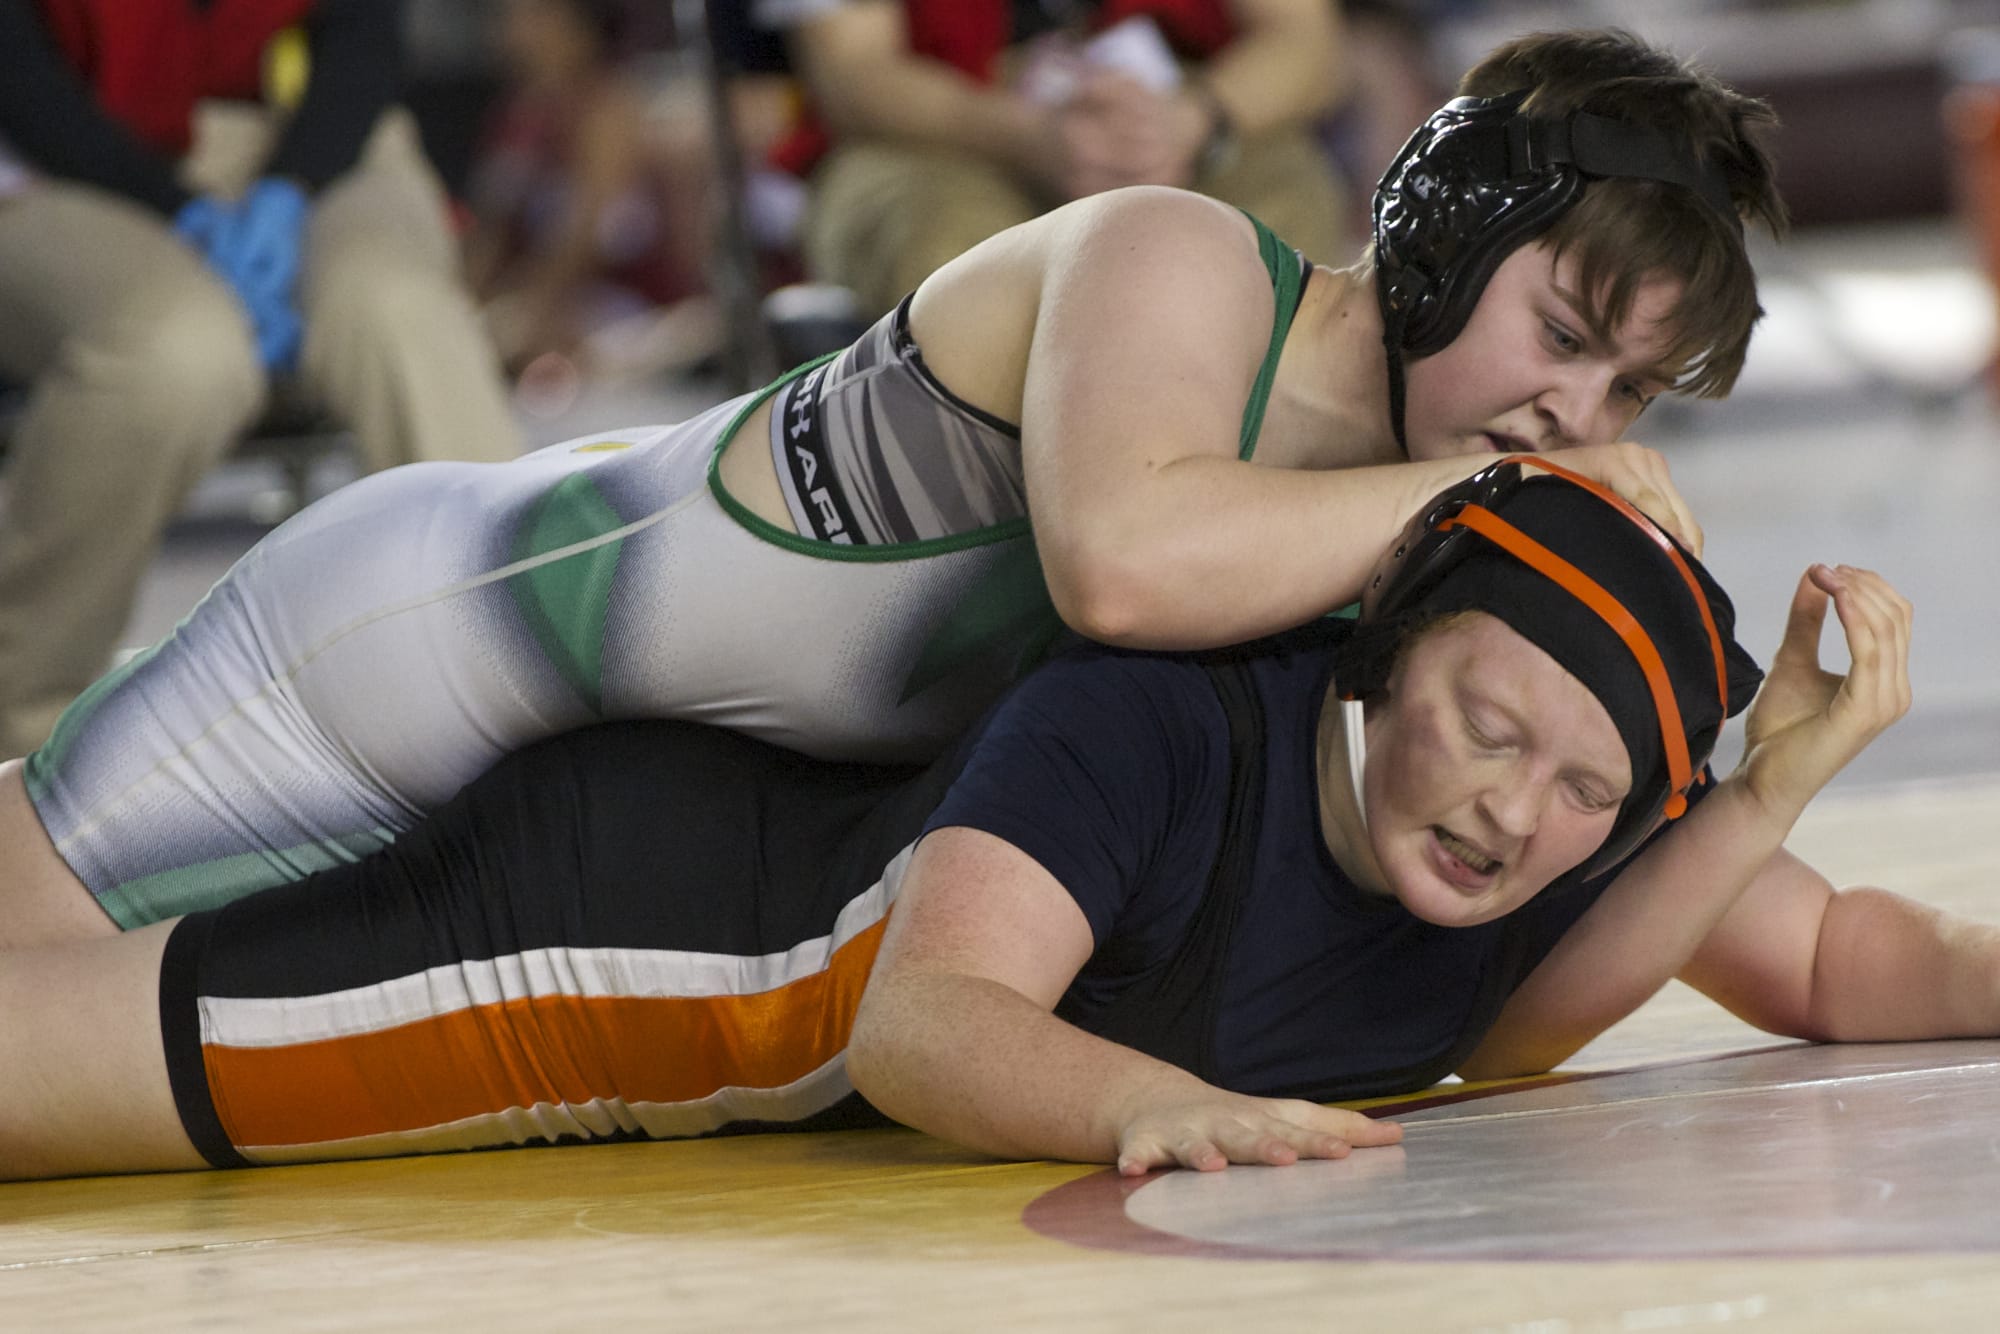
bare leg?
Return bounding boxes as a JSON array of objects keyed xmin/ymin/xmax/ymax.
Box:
[
  {"xmin": 0, "ymin": 759, "xmax": 119, "ymax": 948},
  {"xmin": 0, "ymin": 919, "xmax": 204, "ymax": 1180}
]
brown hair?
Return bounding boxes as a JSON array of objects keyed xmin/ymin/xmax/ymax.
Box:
[{"xmin": 1459, "ymin": 29, "xmax": 1788, "ymax": 398}]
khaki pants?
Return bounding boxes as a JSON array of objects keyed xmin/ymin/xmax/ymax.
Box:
[
  {"xmin": 803, "ymin": 127, "xmax": 1350, "ymax": 318},
  {"xmin": 0, "ymin": 107, "xmax": 520, "ymax": 757}
]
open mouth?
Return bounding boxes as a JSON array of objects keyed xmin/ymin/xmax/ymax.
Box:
[{"xmin": 1434, "ymin": 826, "xmax": 1500, "ymax": 875}]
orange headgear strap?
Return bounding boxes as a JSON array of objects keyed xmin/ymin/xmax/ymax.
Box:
[
  {"xmin": 1490, "ymin": 455, "xmax": 1731, "ymax": 717},
  {"xmin": 1441, "ymin": 504, "xmax": 1694, "ymax": 820}
]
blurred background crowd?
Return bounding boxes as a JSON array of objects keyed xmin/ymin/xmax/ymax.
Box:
[
  {"xmin": 1, "ymin": 0, "xmax": 1998, "ymax": 768},
  {"xmin": 414, "ymin": 0, "xmax": 2000, "ymax": 409}
]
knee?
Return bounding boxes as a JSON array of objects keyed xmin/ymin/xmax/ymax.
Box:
[
  {"xmin": 90, "ymin": 281, "xmax": 266, "ymax": 446},
  {"xmin": 0, "ymin": 759, "xmax": 113, "ymax": 950},
  {"xmin": 306, "ymin": 259, "xmax": 478, "ymax": 363}
]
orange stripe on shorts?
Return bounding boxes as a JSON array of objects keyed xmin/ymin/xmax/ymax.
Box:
[{"xmin": 202, "ymin": 917, "xmax": 890, "ymax": 1150}]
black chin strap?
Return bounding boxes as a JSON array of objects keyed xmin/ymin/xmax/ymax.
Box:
[{"xmin": 1383, "ymin": 316, "xmax": 1411, "ymax": 457}]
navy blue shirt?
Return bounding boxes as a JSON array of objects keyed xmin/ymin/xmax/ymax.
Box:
[{"xmin": 924, "ymin": 629, "xmax": 1672, "ymax": 1100}]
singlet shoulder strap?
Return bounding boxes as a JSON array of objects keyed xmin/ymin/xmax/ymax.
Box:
[
  {"xmin": 1236, "ymin": 210, "xmax": 1309, "ymax": 462},
  {"xmin": 1054, "ymin": 656, "xmax": 1267, "ymax": 1081}
]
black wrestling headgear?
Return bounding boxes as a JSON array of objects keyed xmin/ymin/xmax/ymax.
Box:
[
  {"xmin": 1334, "ymin": 457, "xmax": 1763, "ymax": 879},
  {"xmin": 1372, "ymin": 91, "xmax": 1742, "ymax": 454}
]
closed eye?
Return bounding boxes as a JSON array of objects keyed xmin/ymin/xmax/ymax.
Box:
[{"xmin": 1567, "ymin": 779, "xmax": 1621, "ymax": 813}]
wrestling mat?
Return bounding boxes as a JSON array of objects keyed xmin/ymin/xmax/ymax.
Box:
[{"xmin": 5, "ymin": 776, "xmax": 2000, "ymax": 1332}]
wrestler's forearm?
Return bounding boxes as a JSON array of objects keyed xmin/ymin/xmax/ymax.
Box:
[
  {"xmin": 1049, "ymin": 432, "xmax": 1686, "ymax": 645},
  {"xmin": 1034, "ymin": 450, "xmax": 1509, "ymax": 649},
  {"xmin": 1459, "ymin": 777, "xmax": 1794, "ymax": 1080},
  {"xmin": 846, "ymin": 969, "xmax": 1209, "ymax": 1164}
]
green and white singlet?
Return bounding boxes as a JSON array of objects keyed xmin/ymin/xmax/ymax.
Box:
[{"xmin": 28, "ymin": 217, "xmax": 1308, "ymax": 929}]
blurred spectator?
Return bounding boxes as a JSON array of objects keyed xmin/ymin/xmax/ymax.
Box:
[
  {"xmin": 772, "ymin": 0, "xmax": 1354, "ymax": 318},
  {"xmin": 1946, "ymin": 26, "xmax": 2000, "ymax": 395},
  {"xmin": 402, "ymin": 0, "xmax": 517, "ymax": 197},
  {"xmin": 0, "ymin": 0, "xmax": 520, "ymax": 760},
  {"xmin": 464, "ymin": 0, "xmax": 720, "ymax": 397},
  {"xmin": 1317, "ymin": 0, "xmax": 1451, "ymax": 235},
  {"xmin": 464, "ymin": 0, "xmax": 816, "ymax": 404}
]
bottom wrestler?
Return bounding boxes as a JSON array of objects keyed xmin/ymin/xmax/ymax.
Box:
[{"xmin": 0, "ymin": 463, "xmax": 1945, "ymax": 1179}]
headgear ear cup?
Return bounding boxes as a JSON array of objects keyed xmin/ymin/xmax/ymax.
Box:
[
  {"xmin": 1335, "ymin": 456, "xmax": 1753, "ymax": 880},
  {"xmin": 1375, "ymin": 94, "xmax": 1585, "ymax": 359},
  {"xmin": 1373, "ymin": 92, "xmax": 1743, "ymax": 452}
]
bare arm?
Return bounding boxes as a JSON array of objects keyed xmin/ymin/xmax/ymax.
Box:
[
  {"xmin": 1459, "ymin": 564, "xmax": 1914, "ymax": 1079},
  {"xmin": 1457, "ymin": 777, "xmax": 1796, "ymax": 1080},
  {"xmin": 1064, "ymin": 0, "xmax": 1348, "ymax": 192},
  {"xmin": 847, "ymin": 827, "xmax": 1401, "ymax": 1174},
  {"xmin": 1002, "ymin": 189, "xmax": 1694, "ymax": 647},
  {"xmin": 1200, "ymin": 0, "xmax": 1348, "ymax": 137},
  {"xmin": 477, "ymin": 82, "xmax": 650, "ymax": 364},
  {"xmin": 1683, "ymin": 857, "xmax": 2000, "ymax": 1043},
  {"xmin": 519, "ymin": 85, "xmax": 648, "ymax": 301}
]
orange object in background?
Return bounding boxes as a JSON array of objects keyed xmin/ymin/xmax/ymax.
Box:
[{"xmin": 1945, "ymin": 32, "xmax": 2000, "ymax": 396}]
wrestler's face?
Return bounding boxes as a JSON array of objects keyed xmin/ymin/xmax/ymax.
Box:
[
  {"xmin": 1400, "ymin": 242, "xmax": 1685, "ymax": 460},
  {"xmin": 1330, "ymin": 613, "xmax": 1632, "ymax": 928}
]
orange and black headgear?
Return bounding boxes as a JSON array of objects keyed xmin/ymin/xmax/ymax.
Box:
[{"xmin": 1333, "ymin": 457, "xmax": 1764, "ymax": 879}]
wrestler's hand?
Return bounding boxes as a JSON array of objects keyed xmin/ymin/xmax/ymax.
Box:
[
  {"xmin": 1538, "ymin": 441, "xmax": 1704, "ymax": 558},
  {"xmin": 1738, "ymin": 564, "xmax": 1912, "ymax": 821},
  {"xmin": 1059, "ymin": 70, "xmax": 1199, "ymax": 190},
  {"xmin": 1051, "ymin": 72, "xmax": 1157, "ymax": 198},
  {"xmin": 1113, "ymin": 1091, "xmax": 1403, "ymax": 1176}
]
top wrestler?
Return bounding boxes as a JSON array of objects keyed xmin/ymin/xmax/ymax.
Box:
[
  {"xmin": 0, "ymin": 458, "xmax": 1932, "ymax": 1181},
  {"xmin": 3, "ymin": 28, "xmax": 1788, "ymax": 940}
]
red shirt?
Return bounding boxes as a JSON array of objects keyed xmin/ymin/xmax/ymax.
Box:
[
  {"xmin": 772, "ymin": 0, "xmax": 1236, "ymax": 177},
  {"xmin": 34, "ymin": 0, "xmax": 318, "ymax": 155},
  {"xmin": 904, "ymin": 0, "xmax": 1233, "ymax": 81}
]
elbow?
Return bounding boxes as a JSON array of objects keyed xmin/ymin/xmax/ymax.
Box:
[
  {"xmin": 1455, "ymin": 1025, "xmax": 1587, "ymax": 1083},
  {"xmin": 844, "ymin": 988, "xmax": 933, "ymax": 1133},
  {"xmin": 1749, "ymin": 985, "xmax": 1837, "ymax": 1043},
  {"xmin": 1050, "ymin": 580, "xmax": 1148, "ymax": 648},
  {"xmin": 1455, "ymin": 1052, "xmax": 1556, "ymax": 1084},
  {"xmin": 1044, "ymin": 542, "xmax": 1171, "ymax": 648},
  {"xmin": 844, "ymin": 1009, "xmax": 991, "ymax": 1157},
  {"xmin": 1787, "ymin": 992, "xmax": 1845, "ymax": 1045},
  {"xmin": 1776, "ymin": 885, "xmax": 1888, "ymax": 1045},
  {"xmin": 843, "ymin": 998, "xmax": 894, "ymax": 1110}
]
